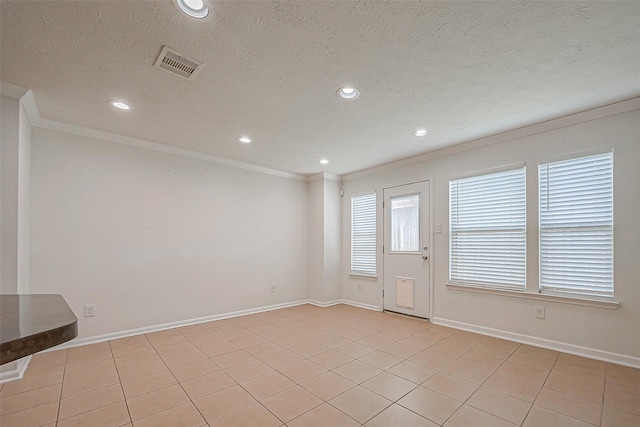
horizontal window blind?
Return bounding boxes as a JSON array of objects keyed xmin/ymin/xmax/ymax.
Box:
[
  {"xmin": 539, "ymin": 152, "xmax": 613, "ymax": 298},
  {"xmin": 450, "ymin": 167, "xmax": 526, "ymax": 290},
  {"xmin": 351, "ymin": 193, "xmax": 376, "ymax": 275}
]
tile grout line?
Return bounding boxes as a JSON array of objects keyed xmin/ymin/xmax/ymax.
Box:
[
  {"xmin": 229, "ymin": 363, "xmax": 290, "ymax": 426},
  {"xmin": 54, "ymin": 348, "xmax": 68, "ymax": 427},
  {"xmin": 115, "ymin": 334, "xmax": 196, "ymax": 425},
  {"xmin": 322, "ymin": 320, "xmax": 435, "ymax": 425},
  {"xmin": 3, "ymin": 306, "xmax": 633, "ymax": 427},
  {"xmin": 394, "ymin": 322, "xmax": 464, "ymax": 424},
  {"xmin": 108, "ymin": 339, "xmax": 134, "ymax": 427},
  {"xmin": 172, "ymin": 321, "xmax": 293, "ymax": 426},
  {"xmin": 218, "ymin": 313, "xmax": 390, "ymax": 426},
  {"xmin": 457, "ymin": 337, "xmax": 527, "ymax": 424},
  {"xmin": 407, "ymin": 330, "xmax": 490, "ymax": 426},
  {"xmin": 270, "ymin": 339, "xmax": 355, "ymax": 426},
  {"xmin": 226, "ymin": 314, "xmax": 338, "ymax": 426},
  {"xmin": 365, "ymin": 321, "xmax": 438, "ymax": 423},
  {"xmin": 319, "ymin": 312, "xmax": 611, "ymax": 426},
  {"xmin": 518, "ymin": 350, "xmax": 560, "ymax": 426},
  {"xmin": 9, "ymin": 313, "xmax": 418, "ymax": 424},
  {"xmin": 154, "ymin": 327, "xmax": 211, "ymax": 426},
  {"xmin": 418, "ymin": 332, "xmax": 526, "ymax": 426},
  {"xmin": 0, "ymin": 357, "xmax": 60, "ymax": 420},
  {"xmin": 536, "ymin": 355, "xmax": 611, "ymax": 425},
  {"xmin": 601, "ymin": 362, "xmax": 608, "ymax": 426}
]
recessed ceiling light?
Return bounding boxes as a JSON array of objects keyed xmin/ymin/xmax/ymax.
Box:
[
  {"xmin": 413, "ymin": 129, "xmax": 428, "ymax": 137},
  {"xmin": 109, "ymin": 100, "xmax": 130, "ymax": 110},
  {"xmin": 320, "ymin": 159, "xmax": 329, "ymax": 164},
  {"xmin": 337, "ymin": 87, "xmax": 360, "ymax": 100},
  {"xmin": 175, "ymin": 0, "xmax": 209, "ymax": 19},
  {"xmin": 237, "ymin": 136, "xmax": 251, "ymax": 144}
]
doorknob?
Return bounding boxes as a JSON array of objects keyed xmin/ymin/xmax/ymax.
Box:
[{"xmin": 422, "ymin": 255, "xmax": 428, "ymax": 260}]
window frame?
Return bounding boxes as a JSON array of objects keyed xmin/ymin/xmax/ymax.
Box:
[
  {"xmin": 538, "ymin": 151, "xmax": 614, "ymax": 300},
  {"xmin": 449, "ymin": 165, "xmax": 527, "ymax": 291},
  {"xmin": 389, "ymin": 192, "xmax": 422, "ymax": 254},
  {"xmin": 350, "ymin": 192, "xmax": 377, "ymax": 277}
]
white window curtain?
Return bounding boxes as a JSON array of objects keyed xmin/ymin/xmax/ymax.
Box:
[
  {"xmin": 351, "ymin": 193, "xmax": 377, "ymax": 275},
  {"xmin": 449, "ymin": 167, "xmax": 526, "ymax": 290},
  {"xmin": 539, "ymin": 152, "xmax": 613, "ymax": 298},
  {"xmin": 390, "ymin": 194, "xmax": 420, "ymax": 252}
]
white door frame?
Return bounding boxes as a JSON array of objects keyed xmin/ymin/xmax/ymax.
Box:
[{"xmin": 380, "ymin": 178, "xmax": 434, "ymax": 319}]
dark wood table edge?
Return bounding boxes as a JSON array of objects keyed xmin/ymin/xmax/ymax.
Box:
[{"xmin": 1, "ymin": 318, "xmax": 78, "ymax": 365}]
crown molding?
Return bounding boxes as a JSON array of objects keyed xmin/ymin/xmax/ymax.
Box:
[
  {"xmin": 322, "ymin": 172, "xmax": 342, "ymax": 182},
  {"xmin": 343, "ymin": 96, "xmax": 640, "ymax": 181},
  {"xmin": 307, "ymin": 172, "xmax": 343, "ymax": 182},
  {"xmin": 20, "ymin": 90, "xmax": 41, "ymax": 125},
  {"xmin": 1, "ymin": 81, "xmax": 41, "ymax": 126},
  {"xmin": 11, "ymin": 78, "xmax": 639, "ymax": 183},
  {"xmin": 3, "ymin": 79, "xmax": 306, "ymax": 181},
  {"xmin": 0, "ymin": 81, "xmax": 29, "ymax": 99},
  {"xmin": 35, "ymin": 118, "xmax": 307, "ymax": 181}
]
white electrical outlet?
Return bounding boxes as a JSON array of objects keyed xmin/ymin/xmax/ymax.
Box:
[
  {"xmin": 435, "ymin": 223, "xmax": 442, "ymax": 233},
  {"xmin": 535, "ymin": 306, "xmax": 545, "ymax": 319},
  {"xmin": 84, "ymin": 304, "xmax": 95, "ymax": 317},
  {"xmin": 358, "ymin": 283, "xmax": 362, "ymax": 291},
  {"xmin": 271, "ymin": 284, "xmax": 276, "ymax": 292}
]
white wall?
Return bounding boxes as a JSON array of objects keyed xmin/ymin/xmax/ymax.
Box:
[
  {"xmin": 18, "ymin": 90, "xmax": 640, "ymax": 365},
  {"xmin": 30, "ymin": 128, "xmax": 309, "ymax": 339},
  {"xmin": 17, "ymin": 102, "xmax": 31, "ymax": 293},
  {"xmin": 1, "ymin": 95, "xmax": 20, "ymax": 294},
  {"xmin": 0, "ymin": 89, "xmax": 32, "ymax": 381},
  {"xmin": 0, "ymin": 95, "xmax": 20, "ymax": 378},
  {"xmin": 341, "ymin": 108, "xmax": 640, "ymax": 360},
  {"xmin": 1, "ymin": 92, "xmax": 31, "ymax": 295},
  {"xmin": 308, "ymin": 176, "xmax": 324, "ymax": 301},
  {"xmin": 323, "ymin": 178, "xmax": 342, "ymax": 302},
  {"xmin": 307, "ymin": 174, "xmax": 342, "ymax": 302}
]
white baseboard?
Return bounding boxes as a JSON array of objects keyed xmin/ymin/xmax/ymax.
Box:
[
  {"xmin": 308, "ymin": 299, "xmax": 382, "ymax": 312},
  {"xmin": 432, "ymin": 317, "xmax": 640, "ymax": 369},
  {"xmin": 48, "ymin": 299, "xmax": 380, "ymax": 352},
  {"xmin": 340, "ymin": 299, "xmax": 382, "ymax": 312},
  {"xmin": 308, "ymin": 299, "xmax": 343, "ymax": 307},
  {"xmin": 39, "ymin": 300, "xmax": 638, "ymax": 369},
  {"xmin": 0, "ymin": 356, "xmax": 32, "ymax": 384},
  {"xmin": 46, "ymin": 299, "xmax": 309, "ymax": 351}
]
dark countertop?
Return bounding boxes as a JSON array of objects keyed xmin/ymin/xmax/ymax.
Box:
[{"xmin": 1, "ymin": 294, "xmax": 78, "ymax": 365}]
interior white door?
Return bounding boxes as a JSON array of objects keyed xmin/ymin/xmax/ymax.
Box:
[{"xmin": 383, "ymin": 180, "xmax": 430, "ymax": 318}]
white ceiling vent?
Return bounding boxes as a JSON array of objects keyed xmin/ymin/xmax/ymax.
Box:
[{"xmin": 154, "ymin": 46, "xmax": 203, "ymax": 80}]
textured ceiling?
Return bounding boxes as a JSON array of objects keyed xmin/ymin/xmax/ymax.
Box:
[{"xmin": 1, "ymin": 1, "xmax": 639, "ymax": 176}]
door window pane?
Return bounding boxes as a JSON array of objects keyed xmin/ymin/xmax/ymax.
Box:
[{"xmin": 390, "ymin": 194, "xmax": 420, "ymax": 252}]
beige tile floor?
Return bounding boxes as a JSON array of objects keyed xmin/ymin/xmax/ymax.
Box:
[{"xmin": 1, "ymin": 304, "xmax": 639, "ymax": 427}]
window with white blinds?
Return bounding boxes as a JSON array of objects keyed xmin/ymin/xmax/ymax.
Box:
[
  {"xmin": 449, "ymin": 167, "xmax": 526, "ymax": 290},
  {"xmin": 539, "ymin": 152, "xmax": 613, "ymax": 298},
  {"xmin": 351, "ymin": 193, "xmax": 377, "ymax": 276}
]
